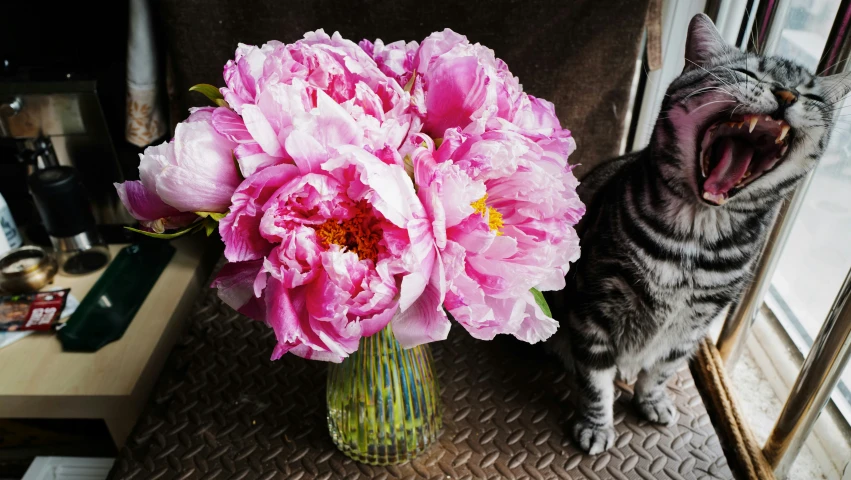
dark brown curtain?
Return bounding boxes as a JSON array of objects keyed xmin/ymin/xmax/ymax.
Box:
[{"xmin": 155, "ymin": 0, "xmax": 649, "ymax": 177}]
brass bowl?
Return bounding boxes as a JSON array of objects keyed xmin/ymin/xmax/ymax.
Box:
[{"xmin": 0, "ymin": 246, "xmax": 59, "ymax": 294}]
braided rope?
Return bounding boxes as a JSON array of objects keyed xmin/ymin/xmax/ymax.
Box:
[{"xmin": 693, "ymin": 338, "xmax": 776, "ymax": 480}]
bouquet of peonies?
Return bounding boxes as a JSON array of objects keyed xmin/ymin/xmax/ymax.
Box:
[{"xmin": 116, "ymin": 29, "xmax": 585, "ymax": 362}]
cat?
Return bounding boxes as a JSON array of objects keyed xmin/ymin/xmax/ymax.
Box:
[{"xmin": 545, "ymin": 13, "xmax": 851, "ymax": 455}]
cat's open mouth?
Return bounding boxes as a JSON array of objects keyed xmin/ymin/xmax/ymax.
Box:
[{"xmin": 698, "ymin": 114, "xmax": 792, "ymax": 205}]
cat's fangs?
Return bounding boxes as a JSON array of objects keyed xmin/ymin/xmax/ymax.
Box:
[
  {"xmin": 699, "ymin": 114, "xmax": 792, "ymax": 204},
  {"xmin": 700, "ymin": 115, "xmax": 791, "ymax": 175}
]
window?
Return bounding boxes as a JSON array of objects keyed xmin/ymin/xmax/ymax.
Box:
[{"xmin": 757, "ymin": 0, "xmax": 851, "ymax": 420}]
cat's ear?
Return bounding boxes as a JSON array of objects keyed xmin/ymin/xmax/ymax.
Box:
[
  {"xmin": 820, "ymin": 71, "xmax": 851, "ymax": 105},
  {"xmin": 684, "ymin": 14, "xmax": 729, "ymax": 70}
]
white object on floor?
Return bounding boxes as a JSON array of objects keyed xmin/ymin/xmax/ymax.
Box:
[{"xmin": 22, "ymin": 457, "xmax": 114, "ymax": 480}]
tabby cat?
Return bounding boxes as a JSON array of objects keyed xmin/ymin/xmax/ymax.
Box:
[{"xmin": 546, "ymin": 13, "xmax": 851, "ymax": 454}]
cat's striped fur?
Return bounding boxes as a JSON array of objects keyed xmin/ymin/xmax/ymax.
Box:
[{"xmin": 546, "ymin": 14, "xmax": 851, "ymax": 454}]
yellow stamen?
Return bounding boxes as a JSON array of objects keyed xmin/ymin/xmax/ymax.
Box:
[
  {"xmin": 315, "ymin": 200, "xmax": 382, "ymax": 263},
  {"xmin": 471, "ymin": 194, "xmax": 504, "ymax": 235}
]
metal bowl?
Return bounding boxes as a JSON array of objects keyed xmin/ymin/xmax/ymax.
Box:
[{"xmin": 0, "ymin": 246, "xmax": 59, "ymax": 294}]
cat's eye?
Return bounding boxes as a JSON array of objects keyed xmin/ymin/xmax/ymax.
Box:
[
  {"xmin": 731, "ymin": 68, "xmax": 760, "ymax": 79},
  {"xmin": 801, "ymin": 93, "xmax": 826, "ymax": 103}
]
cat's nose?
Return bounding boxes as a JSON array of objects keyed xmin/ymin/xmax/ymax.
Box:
[{"xmin": 772, "ymin": 88, "xmax": 799, "ymax": 106}]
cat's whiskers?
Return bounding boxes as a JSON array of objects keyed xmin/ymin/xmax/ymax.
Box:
[
  {"xmin": 724, "ymin": 64, "xmax": 765, "ymax": 98},
  {"xmin": 730, "ymin": 104, "xmax": 745, "ymax": 117},
  {"xmin": 682, "ymin": 86, "xmax": 736, "ymax": 103},
  {"xmin": 685, "ymin": 59, "xmax": 736, "ymax": 90},
  {"xmin": 822, "ymin": 71, "xmax": 851, "ymax": 105},
  {"xmin": 824, "ymin": 103, "xmax": 851, "ymax": 112},
  {"xmin": 689, "ymin": 99, "xmax": 738, "ymax": 115},
  {"xmin": 817, "ymin": 57, "xmax": 851, "ymax": 77}
]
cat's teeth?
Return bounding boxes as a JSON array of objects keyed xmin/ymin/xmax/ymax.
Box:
[
  {"xmin": 703, "ymin": 191, "xmax": 727, "ymax": 205},
  {"xmin": 748, "ymin": 116, "xmax": 758, "ymax": 132},
  {"xmin": 765, "ymin": 115, "xmax": 773, "ymax": 121},
  {"xmin": 781, "ymin": 145, "xmax": 789, "ymax": 156},
  {"xmin": 776, "ymin": 125, "xmax": 790, "ymax": 144}
]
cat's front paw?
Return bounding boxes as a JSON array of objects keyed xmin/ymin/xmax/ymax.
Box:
[
  {"xmin": 634, "ymin": 394, "xmax": 679, "ymax": 425},
  {"xmin": 572, "ymin": 419, "xmax": 616, "ymax": 455}
]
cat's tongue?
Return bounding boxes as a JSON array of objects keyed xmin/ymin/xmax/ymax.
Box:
[{"xmin": 703, "ymin": 137, "xmax": 754, "ymax": 196}]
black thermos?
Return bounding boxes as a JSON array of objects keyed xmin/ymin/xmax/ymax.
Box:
[
  {"xmin": 28, "ymin": 166, "xmax": 109, "ymax": 275},
  {"xmin": 29, "ymin": 167, "xmax": 96, "ymax": 237}
]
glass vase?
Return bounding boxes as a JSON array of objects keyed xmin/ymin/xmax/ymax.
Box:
[{"xmin": 326, "ymin": 322, "xmax": 442, "ymax": 465}]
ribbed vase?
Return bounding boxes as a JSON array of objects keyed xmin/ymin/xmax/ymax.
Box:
[{"xmin": 326, "ymin": 322, "xmax": 442, "ymax": 465}]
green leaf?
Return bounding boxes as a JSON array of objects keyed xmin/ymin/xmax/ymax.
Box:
[
  {"xmin": 530, "ymin": 288, "xmax": 552, "ymax": 318},
  {"xmin": 403, "ymin": 70, "xmax": 417, "ymax": 93},
  {"xmin": 189, "ymin": 84, "xmax": 228, "ymax": 107},
  {"xmin": 195, "ymin": 211, "xmax": 227, "ymax": 221},
  {"xmin": 204, "ymin": 218, "xmax": 217, "ymax": 236},
  {"xmin": 124, "ymin": 222, "xmax": 203, "ymax": 239}
]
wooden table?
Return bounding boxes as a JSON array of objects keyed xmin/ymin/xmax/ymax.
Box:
[{"xmin": 0, "ymin": 236, "xmax": 219, "ymax": 448}]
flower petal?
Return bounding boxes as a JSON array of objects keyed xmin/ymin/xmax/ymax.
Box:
[
  {"xmin": 220, "ymin": 163, "xmax": 301, "ymax": 262},
  {"xmin": 114, "ymin": 180, "xmax": 178, "ymax": 222},
  {"xmin": 512, "ymin": 291, "xmax": 559, "ymax": 343},
  {"xmin": 393, "ymin": 248, "xmax": 450, "ymax": 348},
  {"xmin": 285, "ymin": 129, "xmax": 327, "ymax": 174},
  {"xmin": 393, "ymin": 282, "xmax": 450, "ymax": 348},
  {"xmin": 234, "ymin": 142, "xmax": 280, "ymax": 177},
  {"xmin": 211, "ymin": 107, "xmax": 252, "ymax": 143},
  {"xmin": 211, "ymin": 260, "xmax": 266, "ymax": 321},
  {"xmin": 242, "ymin": 104, "xmax": 284, "ymax": 156}
]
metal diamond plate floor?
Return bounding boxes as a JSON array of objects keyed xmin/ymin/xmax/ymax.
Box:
[{"xmin": 110, "ymin": 288, "xmax": 733, "ymax": 480}]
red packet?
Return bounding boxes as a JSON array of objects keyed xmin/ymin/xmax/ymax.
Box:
[{"xmin": 0, "ymin": 289, "xmax": 70, "ymax": 331}]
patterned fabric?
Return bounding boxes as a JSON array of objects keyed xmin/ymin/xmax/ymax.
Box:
[
  {"xmin": 125, "ymin": 85, "xmax": 164, "ymax": 147},
  {"xmin": 125, "ymin": 0, "xmax": 165, "ymax": 147}
]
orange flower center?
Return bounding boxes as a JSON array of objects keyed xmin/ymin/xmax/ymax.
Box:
[
  {"xmin": 315, "ymin": 200, "xmax": 382, "ymax": 263},
  {"xmin": 471, "ymin": 194, "xmax": 503, "ymax": 235}
]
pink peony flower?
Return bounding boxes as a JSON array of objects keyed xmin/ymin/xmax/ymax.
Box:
[
  {"xmin": 217, "ymin": 31, "xmax": 414, "ymax": 178},
  {"xmin": 115, "ymin": 107, "xmax": 241, "ymax": 232},
  {"xmin": 360, "ymin": 29, "xmax": 523, "ymax": 139},
  {"xmin": 116, "ymin": 29, "xmax": 585, "ymax": 363},
  {"xmin": 114, "ymin": 181, "xmax": 197, "ymax": 233},
  {"xmin": 220, "ymin": 41, "xmax": 282, "ymax": 114},
  {"xmin": 358, "ymin": 38, "xmax": 419, "ymax": 88},
  {"xmin": 214, "ymin": 142, "xmax": 449, "ymax": 362},
  {"xmin": 412, "ymin": 125, "xmax": 583, "ymax": 343}
]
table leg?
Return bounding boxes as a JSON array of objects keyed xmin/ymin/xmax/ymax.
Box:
[{"xmin": 105, "ymin": 415, "xmax": 136, "ymax": 450}]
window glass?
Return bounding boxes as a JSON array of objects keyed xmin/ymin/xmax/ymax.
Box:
[{"xmin": 767, "ymin": 0, "xmax": 851, "ymax": 413}]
